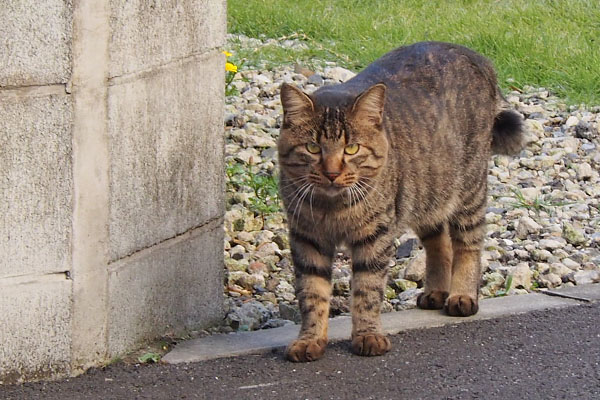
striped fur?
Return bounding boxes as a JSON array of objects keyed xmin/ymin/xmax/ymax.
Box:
[{"xmin": 279, "ymin": 42, "xmax": 524, "ymax": 362}]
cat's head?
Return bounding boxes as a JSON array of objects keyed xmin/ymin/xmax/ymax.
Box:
[{"xmin": 278, "ymin": 83, "xmax": 389, "ymax": 199}]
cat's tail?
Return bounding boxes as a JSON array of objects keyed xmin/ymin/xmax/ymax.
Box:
[{"xmin": 491, "ymin": 110, "xmax": 525, "ymax": 155}]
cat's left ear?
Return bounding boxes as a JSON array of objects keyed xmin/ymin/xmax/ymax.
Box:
[{"xmin": 350, "ymin": 83, "xmax": 386, "ymax": 126}]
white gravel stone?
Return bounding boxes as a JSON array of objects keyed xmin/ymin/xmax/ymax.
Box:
[
  {"xmin": 539, "ymin": 238, "xmax": 566, "ymax": 250},
  {"xmin": 510, "ymin": 262, "xmax": 532, "ymax": 289},
  {"xmin": 524, "ymin": 119, "xmax": 544, "ymax": 139},
  {"xmin": 236, "ymin": 231, "xmax": 254, "ymax": 243},
  {"xmin": 561, "ymin": 258, "xmax": 581, "ymax": 270},
  {"xmin": 229, "ymin": 245, "xmax": 247, "ymax": 257},
  {"xmin": 575, "ymin": 162, "xmax": 593, "ymax": 180},
  {"xmin": 565, "ymin": 115, "xmax": 579, "ymax": 128},
  {"xmin": 549, "ymin": 262, "xmax": 572, "ymax": 277},
  {"xmin": 235, "ymin": 148, "xmax": 261, "ymax": 164},
  {"xmin": 520, "ymin": 187, "xmax": 541, "ymax": 202},
  {"xmin": 323, "ymin": 66, "xmax": 356, "ymax": 82},
  {"xmin": 515, "ymin": 216, "xmax": 542, "ymax": 239},
  {"xmin": 255, "ymin": 242, "xmax": 280, "ymax": 257},
  {"xmin": 539, "ymin": 272, "xmax": 562, "ymax": 288},
  {"xmin": 573, "ymin": 270, "xmax": 600, "ymax": 285},
  {"xmin": 243, "ymin": 134, "xmax": 277, "ymax": 148}
]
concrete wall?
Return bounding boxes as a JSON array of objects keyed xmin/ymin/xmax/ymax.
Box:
[{"xmin": 0, "ymin": 0, "xmax": 226, "ymax": 383}]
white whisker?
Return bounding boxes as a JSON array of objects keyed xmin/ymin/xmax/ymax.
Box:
[
  {"xmin": 354, "ymin": 180, "xmax": 378, "ymax": 216},
  {"xmin": 286, "ymin": 182, "xmax": 312, "ymax": 215},
  {"xmin": 292, "ymin": 183, "xmax": 313, "ymax": 228},
  {"xmin": 279, "ymin": 176, "xmax": 310, "ymax": 191},
  {"xmin": 279, "ymin": 174, "xmax": 310, "ymax": 182},
  {"xmin": 351, "ymin": 186, "xmax": 358, "ymax": 208},
  {"xmin": 353, "ymin": 183, "xmax": 368, "ymax": 209},
  {"xmin": 359, "ymin": 178, "xmax": 384, "ymax": 200},
  {"xmin": 309, "ymin": 186, "xmax": 315, "ymax": 222}
]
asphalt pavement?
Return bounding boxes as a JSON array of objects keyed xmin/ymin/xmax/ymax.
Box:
[{"xmin": 2, "ymin": 285, "xmax": 599, "ymax": 400}]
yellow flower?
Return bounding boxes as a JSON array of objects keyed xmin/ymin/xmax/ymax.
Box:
[
  {"xmin": 225, "ymin": 62, "xmax": 238, "ymax": 73},
  {"xmin": 222, "ymin": 51, "xmax": 232, "ymax": 57}
]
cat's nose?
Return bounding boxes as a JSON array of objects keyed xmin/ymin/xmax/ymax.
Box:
[{"xmin": 324, "ymin": 171, "xmax": 341, "ymax": 182}]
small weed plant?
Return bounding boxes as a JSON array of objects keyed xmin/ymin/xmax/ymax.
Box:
[
  {"xmin": 495, "ymin": 275, "xmax": 513, "ymax": 297},
  {"xmin": 509, "ymin": 188, "xmax": 567, "ymax": 213},
  {"xmin": 226, "ymin": 161, "xmax": 282, "ymax": 220},
  {"xmin": 138, "ymin": 352, "xmax": 161, "ymax": 364}
]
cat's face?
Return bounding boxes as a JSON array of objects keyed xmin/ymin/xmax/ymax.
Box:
[{"xmin": 278, "ymin": 84, "xmax": 389, "ymax": 200}]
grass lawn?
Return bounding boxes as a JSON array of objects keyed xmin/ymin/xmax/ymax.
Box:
[{"xmin": 228, "ymin": 0, "xmax": 600, "ymax": 105}]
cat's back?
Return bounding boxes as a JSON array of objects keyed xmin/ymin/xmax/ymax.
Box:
[
  {"xmin": 371, "ymin": 41, "xmax": 493, "ymax": 75},
  {"xmin": 369, "ymin": 41, "xmax": 495, "ymax": 86},
  {"xmin": 313, "ymin": 42, "xmax": 498, "ymax": 108}
]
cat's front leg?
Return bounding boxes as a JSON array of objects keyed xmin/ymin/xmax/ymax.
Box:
[
  {"xmin": 350, "ymin": 233, "xmax": 394, "ymax": 356},
  {"xmin": 285, "ymin": 230, "xmax": 334, "ymax": 362}
]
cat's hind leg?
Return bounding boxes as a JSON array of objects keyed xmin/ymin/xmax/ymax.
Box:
[
  {"xmin": 446, "ymin": 191, "xmax": 487, "ymax": 317},
  {"xmin": 416, "ymin": 222, "xmax": 453, "ymax": 310},
  {"xmin": 285, "ymin": 231, "xmax": 333, "ymax": 362}
]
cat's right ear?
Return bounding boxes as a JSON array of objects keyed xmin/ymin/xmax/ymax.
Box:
[{"xmin": 280, "ymin": 83, "xmax": 314, "ymax": 127}]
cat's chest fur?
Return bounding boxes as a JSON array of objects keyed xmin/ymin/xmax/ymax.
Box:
[{"xmin": 308, "ymin": 195, "xmax": 396, "ymax": 245}]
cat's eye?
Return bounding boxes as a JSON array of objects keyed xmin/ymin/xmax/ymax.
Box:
[
  {"xmin": 344, "ymin": 144, "xmax": 360, "ymax": 155},
  {"xmin": 306, "ymin": 143, "xmax": 321, "ymax": 154}
]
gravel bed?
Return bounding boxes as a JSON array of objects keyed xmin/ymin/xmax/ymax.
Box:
[{"xmin": 214, "ymin": 34, "xmax": 600, "ymax": 334}]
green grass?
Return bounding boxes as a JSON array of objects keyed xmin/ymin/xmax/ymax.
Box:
[
  {"xmin": 226, "ymin": 34, "xmax": 340, "ymax": 72},
  {"xmin": 229, "ymin": 0, "xmax": 600, "ymax": 105}
]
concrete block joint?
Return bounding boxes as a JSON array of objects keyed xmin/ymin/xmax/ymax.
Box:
[{"xmin": 0, "ymin": 0, "xmax": 226, "ymax": 383}]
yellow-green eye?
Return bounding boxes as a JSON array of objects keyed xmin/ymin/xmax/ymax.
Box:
[
  {"xmin": 344, "ymin": 144, "xmax": 360, "ymax": 155},
  {"xmin": 306, "ymin": 143, "xmax": 321, "ymax": 154}
]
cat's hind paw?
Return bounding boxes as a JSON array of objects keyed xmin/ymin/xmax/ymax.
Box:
[
  {"xmin": 351, "ymin": 333, "xmax": 391, "ymax": 357},
  {"xmin": 285, "ymin": 337, "xmax": 327, "ymax": 362},
  {"xmin": 445, "ymin": 294, "xmax": 479, "ymax": 317},
  {"xmin": 417, "ymin": 290, "xmax": 448, "ymax": 310}
]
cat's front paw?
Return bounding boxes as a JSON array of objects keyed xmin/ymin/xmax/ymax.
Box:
[
  {"xmin": 417, "ymin": 290, "xmax": 448, "ymax": 310},
  {"xmin": 351, "ymin": 333, "xmax": 391, "ymax": 356},
  {"xmin": 285, "ymin": 337, "xmax": 327, "ymax": 362},
  {"xmin": 445, "ymin": 294, "xmax": 478, "ymax": 317}
]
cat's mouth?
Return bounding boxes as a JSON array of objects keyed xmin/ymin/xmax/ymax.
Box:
[{"xmin": 319, "ymin": 183, "xmax": 350, "ymax": 197}]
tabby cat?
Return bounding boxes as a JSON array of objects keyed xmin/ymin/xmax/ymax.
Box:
[{"xmin": 277, "ymin": 42, "xmax": 524, "ymax": 362}]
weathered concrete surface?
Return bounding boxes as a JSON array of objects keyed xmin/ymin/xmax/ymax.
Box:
[
  {"xmin": 0, "ymin": 0, "xmax": 72, "ymax": 87},
  {"xmin": 70, "ymin": 0, "xmax": 111, "ymax": 373},
  {"xmin": 0, "ymin": 92, "xmax": 73, "ymax": 278},
  {"xmin": 544, "ymin": 285, "xmax": 600, "ymax": 302},
  {"xmin": 1, "ymin": 0, "xmax": 226, "ymax": 383},
  {"xmin": 107, "ymin": 219, "xmax": 224, "ymax": 356},
  {"xmin": 0, "ymin": 276, "xmax": 72, "ymax": 383},
  {"xmin": 107, "ymin": 51, "xmax": 225, "ymax": 261},
  {"xmin": 109, "ymin": 0, "xmax": 227, "ymax": 77},
  {"xmin": 163, "ymin": 286, "xmax": 598, "ymax": 364}
]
